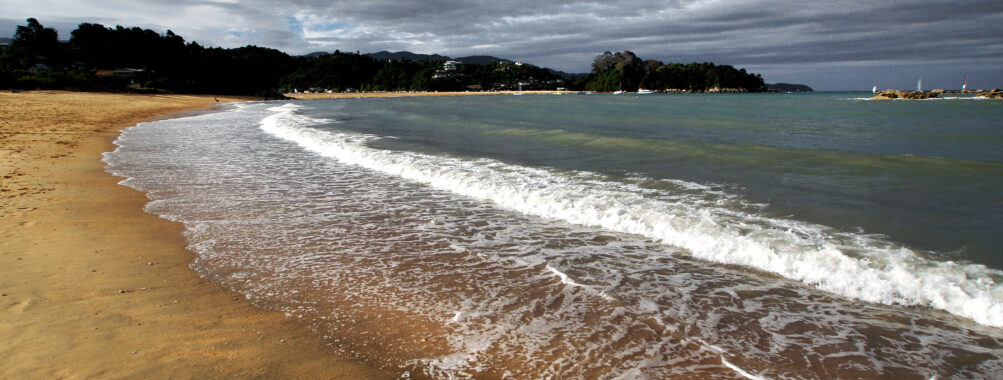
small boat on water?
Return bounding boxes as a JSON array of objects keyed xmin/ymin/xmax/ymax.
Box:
[
  {"xmin": 637, "ymin": 89, "xmax": 653, "ymax": 94},
  {"xmin": 613, "ymin": 90, "xmax": 625, "ymax": 95}
]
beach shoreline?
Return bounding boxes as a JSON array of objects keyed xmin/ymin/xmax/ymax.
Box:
[{"xmin": 0, "ymin": 91, "xmax": 392, "ymax": 379}]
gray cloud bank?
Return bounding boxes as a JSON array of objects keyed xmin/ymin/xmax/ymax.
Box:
[{"xmin": 2, "ymin": 0, "xmax": 1001, "ymax": 90}]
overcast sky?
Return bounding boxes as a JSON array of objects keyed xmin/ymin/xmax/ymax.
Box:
[{"xmin": 2, "ymin": 0, "xmax": 1001, "ymax": 90}]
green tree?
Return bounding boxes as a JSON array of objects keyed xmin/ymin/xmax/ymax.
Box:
[
  {"xmin": 1, "ymin": 18, "xmax": 63, "ymax": 71},
  {"xmin": 591, "ymin": 51, "xmax": 616, "ymax": 73},
  {"xmin": 281, "ymin": 51, "xmax": 379, "ymax": 92},
  {"xmin": 586, "ymin": 50, "xmax": 645, "ymax": 91}
]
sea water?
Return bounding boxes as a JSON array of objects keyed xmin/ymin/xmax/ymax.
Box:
[{"xmin": 104, "ymin": 93, "xmax": 1003, "ymax": 378}]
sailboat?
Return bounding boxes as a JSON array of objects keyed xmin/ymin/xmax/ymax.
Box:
[
  {"xmin": 917, "ymin": 77, "xmax": 923, "ymax": 92},
  {"xmin": 962, "ymin": 75, "xmax": 968, "ymax": 91},
  {"xmin": 872, "ymin": 85, "xmax": 878, "ymax": 94}
]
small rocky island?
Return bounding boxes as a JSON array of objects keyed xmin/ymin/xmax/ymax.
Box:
[{"xmin": 870, "ymin": 88, "xmax": 1003, "ymax": 100}]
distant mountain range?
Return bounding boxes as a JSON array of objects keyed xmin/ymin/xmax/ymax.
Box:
[
  {"xmin": 303, "ymin": 50, "xmax": 515, "ymax": 66},
  {"xmin": 453, "ymin": 55, "xmax": 514, "ymax": 65},
  {"xmin": 364, "ymin": 50, "xmax": 511, "ymax": 66},
  {"xmin": 300, "ymin": 51, "xmax": 334, "ymax": 59},
  {"xmin": 363, "ymin": 50, "xmax": 450, "ymax": 62},
  {"xmin": 767, "ymin": 83, "xmax": 814, "ymax": 92}
]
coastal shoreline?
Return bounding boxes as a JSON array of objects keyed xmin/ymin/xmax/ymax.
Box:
[
  {"xmin": 0, "ymin": 91, "xmax": 392, "ymax": 379},
  {"xmin": 285, "ymin": 90, "xmax": 572, "ymax": 99}
]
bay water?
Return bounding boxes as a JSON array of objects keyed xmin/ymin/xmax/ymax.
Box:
[{"xmin": 104, "ymin": 93, "xmax": 1003, "ymax": 379}]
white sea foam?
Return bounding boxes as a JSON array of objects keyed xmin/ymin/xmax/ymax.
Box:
[
  {"xmin": 721, "ymin": 357, "xmax": 768, "ymax": 380},
  {"xmin": 259, "ymin": 103, "xmax": 1003, "ymax": 328},
  {"xmin": 546, "ymin": 264, "xmax": 584, "ymax": 287}
]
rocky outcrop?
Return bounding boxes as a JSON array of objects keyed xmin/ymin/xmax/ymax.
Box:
[
  {"xmin": 909, "ymin": 88, "xmax": 1003, "ymax": 99},
  {"xmin": 870, "ymin": 90, "xmax": 940, "ymax": 100},
  {"xmin": 978, "ymin": 89, "xmax": 1003, "ymax": 98}
]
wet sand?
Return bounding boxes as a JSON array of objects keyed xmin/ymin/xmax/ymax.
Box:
[{"xmin": 0, "ymin": 91, "xmax": 392, "ymax": 379}]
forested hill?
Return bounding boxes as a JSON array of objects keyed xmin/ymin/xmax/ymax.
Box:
[
  {"xmin": 584, "ymin": 51, "xmax": 766, "ymax": 93},
  {"xmin": 365, "ymin": 51, "xmax": 514, "ymax": 66},
  {"xmin": 767, "ymin": 83, "xmax": 814, "ymax": 92},
  {"xmin": 1, "ymin": 18, "xmax": 773, "ymax": 95},
  {"xmin": 365, "ymin": 51, "xmax": 450, "ymax": 62},
  {"xmin": 1, "ymin": 19, "xmax": 295, "ymax": 96}
]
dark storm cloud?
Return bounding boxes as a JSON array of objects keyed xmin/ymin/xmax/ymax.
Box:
[{"xmin": 2, "ymin": 0, "xmax": 1000, "ymax": 89}]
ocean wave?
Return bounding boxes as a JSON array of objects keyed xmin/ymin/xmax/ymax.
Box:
[{"xmin": 260, "ymin": 103, "xmax": 1003, "ymax": 328}]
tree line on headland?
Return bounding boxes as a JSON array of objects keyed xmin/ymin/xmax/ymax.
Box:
[
  {"xmin": 1, "ymin": 18, "xmax": 768, "ymax": 96},
  {"xmin": 585, "ymin": 50, "xmax": 765, "ymax": 92}
]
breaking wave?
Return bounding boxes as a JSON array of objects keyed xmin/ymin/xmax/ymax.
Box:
[{"xmin": 260, "ymin": 103, "xmax": 1003, "ymax": 328}]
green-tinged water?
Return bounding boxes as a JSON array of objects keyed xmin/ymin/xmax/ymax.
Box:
[
  {"xmin": 306, "ymin": 92, "xmax": 1002, "ymax": 267},
  {"xmin": 105, "ymin": 97, "xmax": 1003, "ymax": 378}
]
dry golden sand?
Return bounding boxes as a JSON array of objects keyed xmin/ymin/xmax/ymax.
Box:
[{"xmin": 0, "ymin": 91, "xmax": 392, "ymax": 379}]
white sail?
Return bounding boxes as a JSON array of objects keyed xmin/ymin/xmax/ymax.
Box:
[
  {"xmin": 872, "ymin": 85, "xmax": 877, "ymax": 93},
  {"xmin": 917, "ymin": 78, "xmax": 922, "ymax": 92}
]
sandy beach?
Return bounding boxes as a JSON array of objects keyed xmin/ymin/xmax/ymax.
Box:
[{"xmin": 0, "ymin": 91, "xmax": 391, "ymax": 379}]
